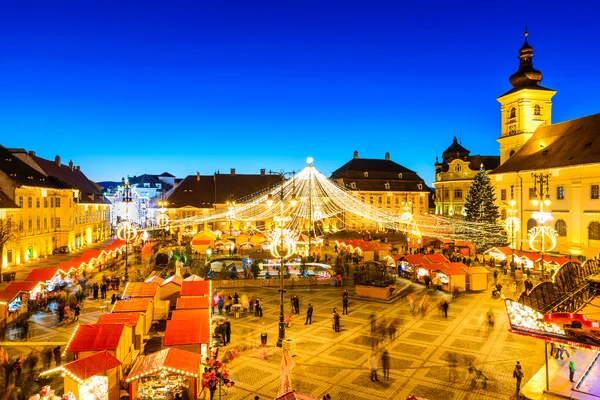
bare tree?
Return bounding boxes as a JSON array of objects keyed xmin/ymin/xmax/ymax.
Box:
[{"xmin": 0, "ymin": 215, "xmax": 17, "ymax": 282}]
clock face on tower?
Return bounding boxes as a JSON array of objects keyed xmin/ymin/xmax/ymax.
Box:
[{"xmin": 508, "ymin": 125, "xmax": 516, "ymax": 135}]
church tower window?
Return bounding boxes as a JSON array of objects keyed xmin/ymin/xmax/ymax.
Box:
[
  {"xmin": 509, "ymin": 107, "xmax": 516, "ymax": 119},
  {"xmin": 534, "ymin": 104, "xmax": 541, "ymax": 115}
]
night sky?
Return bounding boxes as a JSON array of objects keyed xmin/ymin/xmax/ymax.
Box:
[{"xmin": 1, "ymin": 0, "xmax": 599, "ymax": 185}]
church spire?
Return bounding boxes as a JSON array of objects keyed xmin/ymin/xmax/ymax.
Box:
[{"xmin": 509, "ymin": 28, "xmax": 543, "ymax": 88}]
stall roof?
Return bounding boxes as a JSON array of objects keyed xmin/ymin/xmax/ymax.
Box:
[
  {"xmin": 144, "ymin": 276, "xmax": 165, "ymax": 285},
  {"xmin": 25, "ymin": 267, "xmax": 67, "ymax": 282},
  {"xmin": 276, "ymin": 391, "xmax": 320, "ymax": 400},
  {"xmin": 171, "ymin": 309, "xmax": 210, "ymax": 322},
  {"xmin": 176, "ymin": 297, "xmax": 210, "ymax": 310},
  {"xmin": 419, "ymin": 263, "xmax": 448, "ymax": 272},
  {"xmin": 461, "ymin": 266, "xmax": 490, "ymax": 275},
  {"xmin": 62, "ymin": 350, "xmax": 121, "ymax": 382},
  {"xmin": 443, "ymin": 262, "xmax": 468, "ymax": 275},
  {"xmin": 184, "ymin": 274, "xmax": 204, "ymax": 282},
  {"xmin": 98, "ymin": 312, "xmax": 142, "ymax": 327},
  {"xmin": 521, "ymin": 253, "xmax": 541, "ymax": 262},
  {"xmin": 66, "ymin": 324, "xmax": 125, "ymax": 352},
  {"xmin": 112, "ymin": 298, "xmax": 152, "ymax": 313},
  {"xmin": 425, "ymin": 254, "xmax": 450, "ymax": 264},
  {"xmin": 0, "ymin": 281, "xmax": 41, "ymax": 303},
  {"xmin": 162, "ymin": 274, "xmax": 183, "ymax": 287},
  {"xmin": 126, "ymin": 347, "xmax": 201, "ymax": 382},
  {"xmin": 123, "ymin": 282, "xmax": 158, "ymax": 298},
  {"xmin": 164, "ymin": 318, "xmax": 210, "ymax": 346},
  {"xmin": 550, "ymin": 257, "xmax": 580, "ymax": 266},
  {"xmin": 181, "ymin": 281, "xmax": 210, "ymax": 296},
  {"xmin": 401, "ymin": 255, "xmax": 431, "ymax": 266}
]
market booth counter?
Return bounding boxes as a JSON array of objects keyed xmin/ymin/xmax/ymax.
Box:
[
  {"xmin": 164, "ymin": 309, "xmax": 211, "ymax": 358},
  {"xmin": 126, "ymin": 347, "xmax": 202, "ymax": 400},
  {"xmin": 160, "ymin": 274, "xmax": 184, "ymax": 307},
  {"xmin": 123, "ymin": 282, "xmax": 169, "ymax": 320},
  {"xmin": 181, "ymin": 281, "xmax": 211, "ymax": 298},
  {"xmin": 62, "ymin": 350, "xmax": 122, "ymax": 400},
  {"xmin": 112, "ymin": 298, "xmax": 154, "ymax": 334},
  {"xmin": 98, "ymin": 312, "xmax": 145, "ymax": 355},
  {"xmin": 0, "ymin": 281, "xmax": 42, "ymax": 325},
  {"xmin": 461, "ymin": 266, "xmax": 490, "ymax": 291},
  {"xmin": 65, "ymin": 323, "xmax": 134, "ymax": 366}
]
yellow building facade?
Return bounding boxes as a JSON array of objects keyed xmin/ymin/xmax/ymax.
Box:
[{"xmin": 490, "ymin": 33, "xmax": 600, "ymax": 259}]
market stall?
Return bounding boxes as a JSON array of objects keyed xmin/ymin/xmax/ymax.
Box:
[
  {"xmin": 65, "ymin": 323, "xmax": 133, "ymax": 365},
  {"xmin": 425, "ymin": 253, "xmax": 450, "ymax": 264},
  {"xmin": 437, "ymin": 262, "xmax": 467, "ymax": 293},
  {"xmin": 0, "ymin": 281, "xmax": 42, "ymax": 324},
  {"xmin": 98, "ymin": 312, "xmax": 145, "ymax": 354},
  {"xmin": 461, "ymin": 266, "xmax": 490, "ymax": 291},
  {"xmin": 164, "ymin": 309, "xmax": 211, "ymax": 357},
  {"xmin": 123, "ymin": 282, "xmax": 169, "ymax": 319},
  {"xmin": 176, "ymin": 297, "xmax": 210, "ymax": 310},
  {"xmin": 160, "ymin": 274, "xmax": 184, "ymax": 306},
  {"xmin": 112, "ymin": 298, "xmax": 154, "ymax": 333},
  {"xmin": 396, "ymin": 254, "xmax": 429, "ymax": 278},
  {"xmin": 125, "ymin": 347, "xmax": 202, "ymax": 400},
  {"xmin": 181, "ymin": 280, "xmax": 211, "ymax": 298},
  {"xmin": 25, "ymin": 266, "xmax": 73, "ymax": 291},
  {"xmin": 62, "ymin": 350, "xmax": 122, "ymax": 400}
]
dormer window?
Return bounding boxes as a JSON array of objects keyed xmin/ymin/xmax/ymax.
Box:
[
  {"xmin": 398, "ymin": 173, "xmax": 403, "ymax": 179},
  {"xmin": 363, "ymin": 171, "xmax": 368, "ymax": 178},
  {"xmin": 384, "ymin": 182, "xmax": 390, "ymax": 190},
  {"xmin": 534, "ymin": 104, "xmax": 541, "ymax": 116},
  {"xmin": 417, "ymin": 183, "xmax": 423, "ymax": 190},
  {"xmin": 454, "ymin": 164, "xmax": 461, "ymax": 173},
  {"xmin": 350, "ymin": 182, "xmax": 356, "ymax": 189},
  {"xmin": 509, "ymin": 107, "xmax": 516, "ymax": 119}
]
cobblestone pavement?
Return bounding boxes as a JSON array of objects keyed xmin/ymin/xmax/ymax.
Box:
[{"xmin": 213, "ymin": 279, "xmax": 544, "ymax": 400}]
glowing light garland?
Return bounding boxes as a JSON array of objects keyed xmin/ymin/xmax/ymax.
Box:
[
  {"xmin": 116, "ymin": 221, "xmax": 137, "ymax": 243},
  {"xmin": 143, "ymin": 164, "xmax": 507, "ymax": 247}
]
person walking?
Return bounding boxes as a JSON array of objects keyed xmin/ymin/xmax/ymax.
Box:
[
  {"xmin": 254, "ymin": 299, "xmax": 260, "ymax": 317},
  {"xmin": 441, "ymin": 301, "xmax": 449, "ymax": 318},
  {"xmin": 369, "ymin": 353, "xmax": 379, "ymax": 382},
  {"xmin": 513, "ymin": 361, "xmax": 523, "ymax": 392},
  {"xmin": 342, "ymin": 295, "xmax": 349, "ymax": 315},
  {"xmin": 333, "ymin": 311, "xmax": 340, "ymax": 332},
  {"xmin": 217, "ymin": 296, "xmax": 224, "ymax": 315},
  {"xmin": 43, "ymin": 348, "xmax": 53, "ymax": 370},
  {"xmin": 305, "ymin": 303, "xmax": 313, "ymax": 325},
  {"xmin": 12, "ymin": 358, "xmax": 21, "ymax": 386},
  {"xmin": 73, "ymin": 303, "xmax": 81, "ymax": 322},
  {"xmin": 493, "ymin": 269, "xmax": 498, "ymax": 285},
  {"xmin": 369, "ymin": 312, "xmax": 376, "ymax": 332},
  {"xmin": 53, "ymin": 346, "xmax": 62, "ymax": 367},
  {"xmin": 381, "ymin": 350, "xmax": 390, "ymax": 379},
  {"xmin": 294, "ymin": 296, "xmax": 300, "ymax": 314},
  {"xmin": 258, "ymin": 299, "xmax": 263, "ymax": 317},
  {"xmin": 511, "ymin": 281, "xmax": 518, "ymax": 299},
  {"xmin": 424, "ymin": 274, "xmax": 430, "ymax": 289},
  {"xmin": 224, "ymin": 319, "xmax": 231, "ymax": 345},
  {"xmin": 569, "ymin": 360, "xmax": 575, "ymax": 382},
  {"xmin": 92, "ymin": 283, "xmax": 99, "ymax": 300}
]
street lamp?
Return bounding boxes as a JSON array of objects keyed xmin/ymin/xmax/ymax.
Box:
[
  {"xmin": 226, "ymin": 197, "xmax": 236, "ymax": 236},
  {"xmin": 528, "ymin": 173, "xmax": 558, "ymax": 279},
  {"xmin": 266, "ymin": 170, "xmax": 297, "ymax": 348},
  {"xmin": 505, "ymin": 185, "xmax": 521, "ymax": 269},
  {"xmin": 119, "ymin": 177, "xmax": 135, "ymax": 280}
]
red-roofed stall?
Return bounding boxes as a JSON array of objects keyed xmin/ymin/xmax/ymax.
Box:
[
  {"xmin": 25, "ymin": 266, "xmax": 71, "ymax": 290},
  {"xmin": 123, "ymin": 282, "xmax": 169, "ymax": 319},
  {"xmin": 62, "ymin": 350, "xmax": 122, "ymax": 400},
  {"xmin": 65, "ymin": 323, "xmax": 133, "ymax": 365},
  {"xmin": 397, "ymin": 254, "xmax": 429, "ymax": 277},
  {"xmin": 126, "ymin": 347, "xmax": 202, "ymax": 400},
  {"xmin": 461, "ymin": 266, "xmax": 490, "ymax": 291},
  {"xmin": 98, "ymin": 312, "xmax": 145, "ymax": 355},
  {"xmin": 181, "ymin": 281, "xmax": 211, "ymax": 298},
  {"xmin": 425, "ymin": 254, "xmax": 450, "ymax": 264},
  {"xmin": 0, "ymin": 281, "xmax": 43, "ymax": 324},
  {"xmin": 164, "ymin": 309, "xmax": 211, "ymax": 356},
  {"xmin": 160, "ymin": 274, "xmax": 184, "ymax": 306},
  {"xmin": 144, "ymin": 275, "xmax": 165, "ymax": 285},
  {"xmin": 112, "ymin": 298, "xmax": 154, "ymax": 333}
]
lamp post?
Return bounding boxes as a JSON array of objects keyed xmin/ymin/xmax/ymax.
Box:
[
  {"xmin": 505, "ymin": 185, "xmax": 520, "ymax": 270},
  {"xmin": 266, "ymin": 170, "xmax": 298, "ymax": 348},
  {"xmin": 528, "ymin": 173, "xmax": 557, "ymax": 280},
  {"xmin": 119, "ymin": 177, "xmax": 134, "ymax": 280}
]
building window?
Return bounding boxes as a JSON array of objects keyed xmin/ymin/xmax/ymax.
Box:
[
  {"xmin": 36, "ymin": 197, "xmax": 40, "ymax": 208},
  {"xmin": 50, "ymin": 198, "xmax": 54, "ymax": 208},
  {"xmin": 384, "ymin": 182, "xmax": 390, "ymax": 190},
  {"xmin": 443, "ymin": 190, "xmax": 449, "ymax": 199},
  {"xmin": 28, "ymin": 218, "xmax": 32, "ymax": 232},
  {"xmin": 378, "ymin": 197, "xmax": 383, "ymax": 204},
  {"xmin": 395, "ymin": 197, "xmax": 399, "ymax": 204},
  {"xmin": 509, "ymin": 107, "xmax": 516, "ymax": 119},
  {"xmin": 454, "ymin": 164, "xmax": 461, "ymax": 173},
  {"xmin": 527, "ymin": 218, "xmax": 537, "ymax": 231},
  {"xmin": 369, "ymin": 196, "xmax": 374, "ymax": 204},
  {"xmin": 55, "ymin": 217, "xmax": 61, "ymax": 229},
  {"xmin": 44, "ymin": 197, "xmax": 48, "ymax": 208},
  {"xmin": 529, "ymin": 188, "xmax": 537, "ymax": 200},
  {"xmin": 18, "ymin": 219, "xmax": 23, "ymax": 232},
  {"xmin": 398, "ymin": 173, "xmax": 403, "ymax": 179},
  {"xmin": 555, "ymin": 220, "xmax": 567, "ymax": 237},
  {"xmin": 501, "ymin": 189, "xmax": 507, "ymax": 201},
  {"xmin": 589, "ymin": 222, "xmax": 600, "ymax": 240},
  {"xmin": 36, "ymin": 217, "xmax": 40, "ymax": 231},
  {"xmin": 6, "ymin": 250, "xmax": 12, "ymax": 264},
  {"xmin": 350, "ymin": 182, "xmax": 356, "ymax": 189},
  {"xmin": 363, "ymin": 171, "xmax": 368, "ymax": 178},
  {"xmin": 454, "ymin": 189, "xmax": 462, "ymax": 199},
  {"xmin": 44, "ymin": 218, "xmax": 47, "ymax": 231},
  {"xmin": 27, "ymin": 197, "xmax": 32, "ymax": 208},
  {"xmin": 417, "ymin": 183, "xmax": 423, "ymax": 190},
  {"xmin": 18, "ymin": 197, "xmax": 23, "ymax": 208},
  {"xmin": 557, "ymin": 186, "xmax": 565, "ymax": 200},
  {"xmin": 592, "ymin": 184, "xmax": 599, "ymax": 200},
  {"xmin": 55, "ymin": 197, "xmax": 61, "ymax": 208},
  {"xmin": 534, "ymin": 104, "xmax": 541, "ymax": 116},
  {"xmin": 501, "ymin": 209, "xmax": 506, "ymax": 219},
  {"xmin": 509, "ymin": 150, "xmax": 516, "ymax": 157},
  {"xmin": 50, "ymin": 218, "xmax": 54, "ymax": 229}
]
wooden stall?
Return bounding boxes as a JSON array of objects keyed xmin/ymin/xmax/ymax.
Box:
[
  {"xmin": 123, "ymin": 282, "xmax": 169, "ymax": 320},
  {"xmin": 176, "ymin": 297, "xmax": 210, "ymax": 310},
  {"xmin": 65, "ymin": 323, "xmax": 134, "ymax": 365},
  {"xmin": 181, "ymin": 281, "xmax": 211, "ymax": 298},
  {"xmin": 164, "ymin": 309, "xmax": 211, "ymax": 357},
  {"xmin": 112, "ymin": 298, "xmax": 154, "ymax": 333},
  {"xmin": 62, "ymin": 350, "xmax": 122, "ymax": 400},
  {"xmin": 461, "ymin": 266, "xmax": 490, "ymax": 291},
  {"xmin": 98, "ymin": 312, "xmax": 145, "ymax": 355},
  {"xmin": 160, "ymin": 274, "xmax": 184, "ymax": 307},
  {"xmin": 0, "ymin": 281, "xmax": 42, "ymax": 324}
]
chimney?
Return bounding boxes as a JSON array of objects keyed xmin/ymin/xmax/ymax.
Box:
[
  {"xmin": 260, "ymin": 169, "xmax": 265, "ymax": 176},
  {"xmin": 230, "ymin": 168, "xmax": 235, "ymax": 176},
  {"xmin": 353, "ymin": 150, "xmax": 359, "ymax": 159},
  {"xmin": 29, "ymin": 150, "xmax": 36, "ymax": 157},
  {"xmin": 385, "ymin": 152, "xmax": 390, "ymax": 161},
  {"xmin": 69, "ymin": 160, "xmax": 74, "ymax": 170},
  {"xmin": 76, "ymin": 166, "xmax": 80, "ymax": 171},
  {"xmin": 55, "ymin": 155, "xmax": 61, "ymax": 166},
  {"xmin": 196, "ymin": 172, "xmax": 200, "ymax": 181}
]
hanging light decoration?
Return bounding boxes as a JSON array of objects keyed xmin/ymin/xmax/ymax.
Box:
[{"xmin": 116, "ymin": 221, "xmax": 137, "ymax": 243}]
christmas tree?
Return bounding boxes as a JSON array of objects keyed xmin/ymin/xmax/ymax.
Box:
[{"xmin": 464, "ymin": 166, "xmax": 499, "ymax": 224}]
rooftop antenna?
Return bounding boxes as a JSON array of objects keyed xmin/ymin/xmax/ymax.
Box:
[{"xmin": 459, "ymin": 128, "xmax": 462, "ymax": 145}]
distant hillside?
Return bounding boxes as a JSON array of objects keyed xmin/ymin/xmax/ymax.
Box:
[{"xmin": 96, "ymin": 181, "xmax": 120, "ymax": 191}]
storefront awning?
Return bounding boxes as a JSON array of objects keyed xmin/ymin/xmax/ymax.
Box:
[
  {"xmin": 62, "ymin": 350, "xmax": 121, "ymax": 383},
  {"xmin": 181, "ymin": 281, "xmax": 211, "ymax": 296},
  {"xmin": 126, "ymin": 347, "xmax": 202, "ymax": 382}
]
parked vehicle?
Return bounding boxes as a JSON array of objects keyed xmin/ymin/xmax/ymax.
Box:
[{"xmin": 53, "ymin": 246, "xmax": 69, "ymax": 255}]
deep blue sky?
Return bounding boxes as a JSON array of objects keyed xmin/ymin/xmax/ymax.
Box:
[{"xmin": 1, "ymin": 1, "xmax": 599, "ymax": 186}]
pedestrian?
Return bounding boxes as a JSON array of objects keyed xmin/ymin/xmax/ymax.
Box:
[
  {"xmin": 493, "ymin": 269, "xmax": 498, "ymax": 285},
  {"xmin": 111, "ymin": 293, "xmax": 117, "ymax": 305},
  {"xmin": 333, "ymin": 311, "xmax": 340, "ymax": 332},
  {"xmin": 21, "ymin": 319, "xmax": 30, "ymax": 339},
  {"xmin": 3, "ymin": 359, "xmax": 12, "ymax": 388},
  {"xmin": 342, "ymin": 296, "xmax": 349, "ymax": 315},
  {"xmin": 233, "ymin": 292, "xmax": 239, "ymax": 305},
  {"xmin": 217, "ymin": 296, "xmax": 224, "ymax": 315},
  {"xmin": 369, "ymin": 353, "xmax": 379, "ymax": 382},
  {"xmin": 369, "ymin": 312, "xmax": 376, "ymax": 332},
  {"xmin": 569, "ymin": 360, "xmax": 575, "ymax": 382},
  {"xmin": 73, "ymin": 303, "xmax": 81, "ymax": 322},
  {"xmin": 254, "ymin": 299, "xmax": 260, "ymax": 317},
  {"xmin": 43, "ymin": 348, "xmax": 53, "ymax": 369},
  {"xmin": 388, "ymin": 321, "xmax": 397, "ymax": 341},
  {"xmin": 511, "ymin": 281, "xmax": 517, "ymax": 299},
  {"xmin": 53, "ymin": 346, "xmax": 62, "ymax": 367},
  {"xmin": 305, "ymin": 303, "xmax": 313, "ymax": 325},
  {"xmin": 12, "ymin": 358, "xmax": 21, "ymax": 386},
  {"xmin": 100, "ymin": 282, "xmax": 107, "ymax": 299},
  {"xmin": 424, "ymin": 274, "xmax": 430, "ymax": 289},
  {"xmin": 224, "ymin": 319, "xmax": 231, "ymax": 345},
  {"xmin": 513, "ymin": 361, "xmax": 523, "ymax": 392},
  {"xmin": 381, "ymin": 350, "xmax": 390, "ymax": 379},
  {"xmin": 441, "ymin": 300, "xmax": 449, "ymax": 318},
  {"xmin": 258, "ymin": 299, "xmax": 263, "ymax": 317},
  {"xmin": 294, "ymin": 296, "xmax": 300, "ymax": 314},
  {"xmin": 93, "ymin": 283, "xmax": 99, "ymax": 300}
]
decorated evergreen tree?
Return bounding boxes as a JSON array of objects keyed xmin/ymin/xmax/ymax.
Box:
[{"xmin": 464, "ymin": 166, "xmax": 499, "ymax": 223}]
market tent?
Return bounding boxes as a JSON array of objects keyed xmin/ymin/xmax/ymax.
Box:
[
  {"xmin": 123, "ymin": 282, "xmax": 159, "ymax": 299},
  {"xmin": 176, "ymin": 297, "xmax": 210, "ymax": 310},
  {"xmin": 549, "ymin": 257, "xmax": 581, "ymax": 267},
  {"xmin": 162, "ymin": 275, "xmax": 183, "ymax": 287},
  {"xmin": 398, "ymin": 255, "xmax": 429, "ymax": 265},
  {"xmin": 0, "ymin": 281, "xmax": 42, "ymax": 323},
  {"xmin": 65, "ymin": 323, "xmax": 133, "ymax": 365},
  {"xmin": 62, "ymin": 350, "xmax": 122, "ymax": 400},
  {"xmin": 98, "ymin": 312, "xmax": 145, "ymax": 353},
  {"xmin": 125, "ymin": 347, "xmax": 201, "ymax": 383},
  {"xmin": 170, "ymin": 309, "xmax": 210, "ymax": 323},
  {"xmin": 181, "ymin": 281, "xmax": 211, "ymax": 297},
  {"xmin": 461, "ymin": 266, "xmax": 490, "ymax": 291},
  {"xmin": 62, "ymin": 350, "xmax": 121, "ymax": 382},
  {"xmin": 184, "ymin": 274, "xmax": 204, "ymax": 282}
]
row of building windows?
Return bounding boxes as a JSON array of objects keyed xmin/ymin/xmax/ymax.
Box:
[
  {"xmin": 18, "ymin": 217, "xmax": 61, "ymax": 234},
  {"xmin": 76, "ymin": 211, "xmax": 108, "ymax": 225},
  {"xmin": 440, "ymin": 189, "xmax": 463, "ymax": 200},
  {"xmin": 499, "ymin": 185, "xmax": 600, "ymax": 202},
  {"xmin": 524, "ymin": 219, "xmax": 600, "ymax": 240},
  {"xmin": 17, "ymin": 196, "xmax": 63, "ymax": 208},
  {"xmin": 508, "ymin": 104, "xmax": 541, "ymax": 120}
]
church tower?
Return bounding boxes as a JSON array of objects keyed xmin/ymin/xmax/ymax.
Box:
[{"xmin": 497, "ymin": 30, "xmax": 556, "ymax": 165}]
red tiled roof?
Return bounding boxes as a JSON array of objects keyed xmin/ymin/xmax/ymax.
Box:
[
  {"xmin": 98, "ymin": 312, "xmax": 141, "ymax": 327},
  {"xmin": 144, "ymin": 276, "xmax": 165, "ymax": 285},
  {"xmin": 183, "ymin": 274, "xmax": 204, "ymax": 282},
  {"xmin": 25, "ymin": 267, "xmax": 66, "ymax": 282},
  {"xmin": 164, "ymin": 318, "xmax": 210, "ymax": 346},
  {"xmin": 0, "ymin": 281, "xmax": 41, "ymax": 303},
  {"xmin": 112, "ymin": 298, "xmax": 152, "ymax": 313},
  {"xmin": 123, "ymin": 282, "xmax": 158, "ymax": 298},
  {"xmin": 62, "ymin": 351, "xmax": 121, "ymax": 381},
  {"xmin": 521, "ymin": 253, "xmax": 541, "ymax": 262},
  {"xmin": 425, "ymin": 254, "xmax": 450, "ymax": 264},
  {"xmin": 181, "ymin": 281, "xmax": 210, "ymax": 296},
  {"xmin": 161, "ymin": 274, "xmax": 183, "ymax": 287},
  {"xmin": 176, "ymin": 297, "xmax": 210, "ymax": 310},
  {"xmin": 66, "ymin": 324, "xmax": 125, "ymax": 352},
  {"xmin": 126, "ymin": 348, "xmax": 201, "ymax": 381},
  {"xmin": 550, "ymin": 257, "xmax": 581, "ymax": 266}
]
